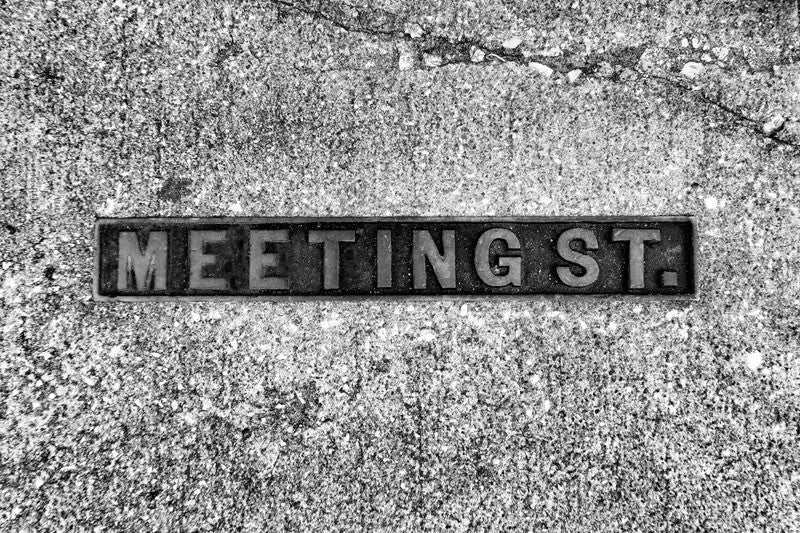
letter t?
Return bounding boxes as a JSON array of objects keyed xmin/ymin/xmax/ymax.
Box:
[
  {"xmin": 308, "ymin": 230, "xmax": 357, "ymax": 290},
  {"xmin": 612, "ymin": 228, "xmax": 661, "ymax": 289}
]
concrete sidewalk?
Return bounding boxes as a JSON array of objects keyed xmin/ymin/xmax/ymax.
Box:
[{"xmin": 2, "ymin": 1, "xmax": 799, "ymax": 530}]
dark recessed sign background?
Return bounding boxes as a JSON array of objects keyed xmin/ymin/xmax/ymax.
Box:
[{"xmin": 94, "ymin": 217, "xmax": 696, "ymax": 300}]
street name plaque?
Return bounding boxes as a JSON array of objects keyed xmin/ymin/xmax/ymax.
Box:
[{"xmin": 94, "ymin": 217, "xmax": 696, "ymax": 301}]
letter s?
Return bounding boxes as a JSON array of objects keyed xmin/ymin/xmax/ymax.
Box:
[{"xmin": 556, "ymin": 228, "xmax": 599, "ymax": 288}]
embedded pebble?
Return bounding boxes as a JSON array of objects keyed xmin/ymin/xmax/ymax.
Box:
[
  {"xmin": 566, "ymin": 69, "xmax": 582, "ymax": 83},
  {"xmin": 397, "ymin": 42, "xmax": 415, "ymax": 71},
  {"xmin": 423, "ymin": 53, "xmax": 443, "ymax": 68},
  {"xmin": 681, "ymin": 61, "xmax": 705, "ymax": 79},
  {"xmin": 529, "ymin": 62, "xmax": 554, "ymax": 78},
  {"xmin": 404, "ymin": 23, "xmax": 423, "ymax": 39},
  {"xmin": 502, "ymin": 36, "xmax": 522, "ymax": 50},
  {"xmin": 713, "ymin": 46, "xmax": 730, "ymax": 60},
  {"xmin": 417, "ymin": 329, "xmax": 436, "ymax": 342},
  {"xmin": 762, "ymin": 115, "xmax": 786, "ymax": 136},
  {"xmin": 745, "ymin": 352, "xmax": 763, "ymax": 371},
  {"xmin": 538, "ymin": 46, "xmax": 563, "ymax": 57}
]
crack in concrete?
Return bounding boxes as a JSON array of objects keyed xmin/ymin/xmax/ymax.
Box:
[
  {"xmin": 270, "ymin": 0, "xmax": 800, "ymax": 149},
  {"xmin": 638, "ymin": 70, "xmax": 799, "ymax": 148}
]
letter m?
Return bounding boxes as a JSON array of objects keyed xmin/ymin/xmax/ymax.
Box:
[{"xmin": 117, "ymin": 231, "xmax": 168, "ymax": 291}]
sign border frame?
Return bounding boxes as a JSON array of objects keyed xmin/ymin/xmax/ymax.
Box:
[{"xmin": 93, "ymin": 216, "xmax": 698, "ymax": 302}]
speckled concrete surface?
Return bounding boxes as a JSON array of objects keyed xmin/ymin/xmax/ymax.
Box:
[{"xmin": 2, "ymin": 1, "xmax": 800, "ymax": 531}]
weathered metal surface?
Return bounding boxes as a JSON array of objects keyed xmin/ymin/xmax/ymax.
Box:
[{"xmin": 94, "ymin": 217, "xmax": 696, "ymax": 300}]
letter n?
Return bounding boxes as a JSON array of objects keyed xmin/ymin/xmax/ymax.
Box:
[{"xmin": 412, "ymin": 230, "xmax": 456, "ymax": 289}]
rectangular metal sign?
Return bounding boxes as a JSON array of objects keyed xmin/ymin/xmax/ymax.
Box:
[{"xmin": 94, "ymin": 217, "xmax": 696, "ymax": 301}]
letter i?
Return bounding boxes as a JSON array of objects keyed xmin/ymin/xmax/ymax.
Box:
[{"xmin": 377, "ymin": 230, "xmax": 392, "ymax": 288}]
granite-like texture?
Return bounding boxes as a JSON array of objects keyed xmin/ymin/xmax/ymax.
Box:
[{"xmin": 2, "ymin": 1, "xmax": 800, "ymax": 530}]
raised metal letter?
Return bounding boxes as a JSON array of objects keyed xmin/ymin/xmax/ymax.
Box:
[
  {"xmin": 474, "ymin": 228, "xmax": 522, "ymax": 287},
  {"xmin": 377, "ymin": 229, "xmax": 392, "ymax": 288},
  {"xmin": 556, "ymin": 228, "xmax": 600, "ymax": 288},
  {"xmin": 308, "ymin": 230, "xmax": 357, "ymax": 289},
  {"xmin": 612, "ymin": 228, "xmax": 661, "ymax": 289},
  {"xmin": 250, "ymin": 229, "xmax": 290, "ymax": 290},
  {"xmin": 189, "ymin": 230, "xmax": 228, "ymax": 290},
  {"xmin": 413, "ymin": 230, "xmax": 456, "ymax": 289},
  {"xmin": 117, "ymin": 231, "xmax": 168, "ymax": 291}
]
